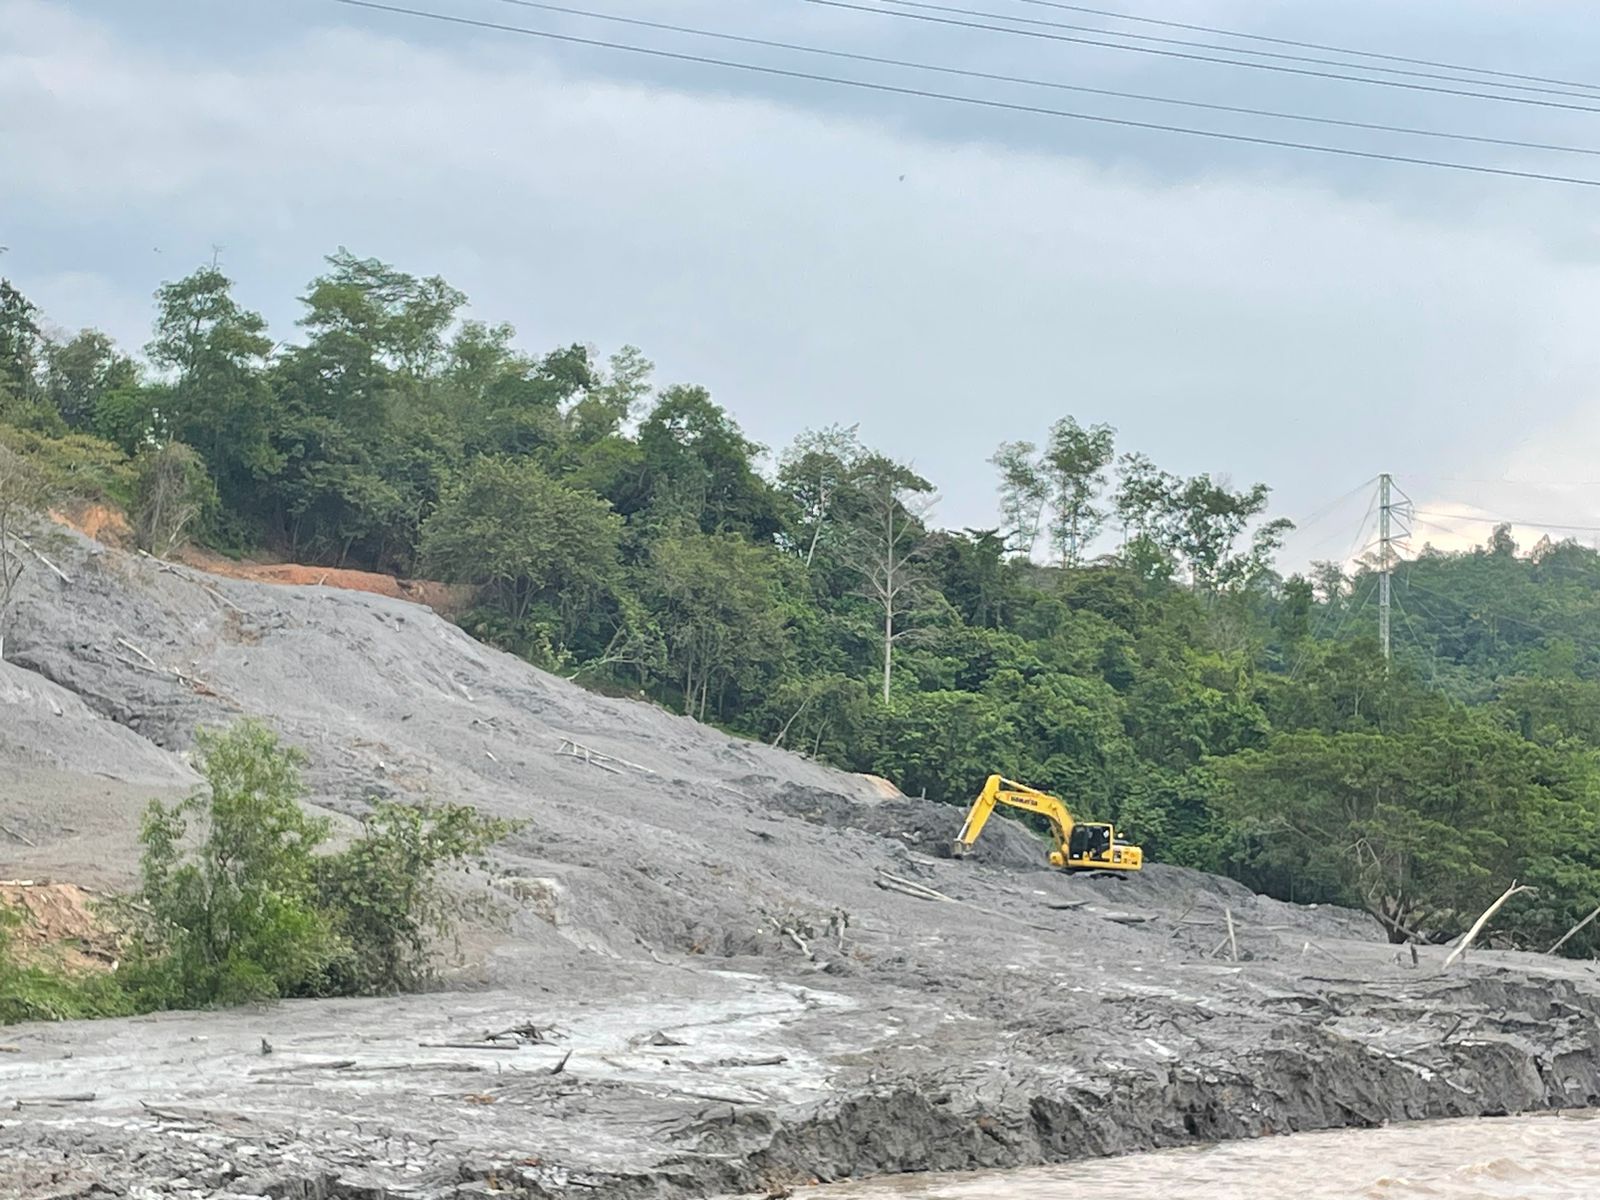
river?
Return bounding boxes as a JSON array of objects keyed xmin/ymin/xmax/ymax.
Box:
[{"xmin": 807, "ymin": 1112, "xmax": 1600, "ymax": 1199}]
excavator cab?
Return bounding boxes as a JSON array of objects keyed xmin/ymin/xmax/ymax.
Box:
[{"xmin": 953, "ymin": 774, "xmax": 1144, "ymax": 872}]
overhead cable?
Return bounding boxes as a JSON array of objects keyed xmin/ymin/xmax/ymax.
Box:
[
  {"xmin": 806, "ymin": 0, "xmax": 1600, "ymax": 116},
  {"xmin": 487, "ymin": 2, "xmax": 1600, "ymax": 158},
  {"xmin": 996, "ymin": 0, "xmax": 1600, "ymax": 96},
  {"xmin": 333, "ymin": 1, "xmax": 1600, "ymax": 189},
  {"xmin": 871, "ymin": 0, "xmax": 1600, "ymax": 102}
]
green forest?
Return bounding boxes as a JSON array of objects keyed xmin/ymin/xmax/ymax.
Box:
[{"xmin": 6, "ymin": 252, "xmax": 1600, "ymax": 953}]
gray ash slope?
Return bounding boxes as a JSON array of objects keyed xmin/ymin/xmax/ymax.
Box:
[{"xmin": 3, "ymin": 532, "xmax": 1599, "ymax": 1200}]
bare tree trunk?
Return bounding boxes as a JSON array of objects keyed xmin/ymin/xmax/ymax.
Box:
[{"xmin": 882, "ymin": 603, "xmax": 893, "ymax": 703}]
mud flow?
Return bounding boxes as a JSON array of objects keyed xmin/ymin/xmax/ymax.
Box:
[{"xmin": 5, "ymin": 534, "xmax": 1600, "ymax": 1198}]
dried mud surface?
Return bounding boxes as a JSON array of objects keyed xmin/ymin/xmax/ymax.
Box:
[{"xmin": 4, "ymin": 533, "xmax": 1600, "ymax": 1199}]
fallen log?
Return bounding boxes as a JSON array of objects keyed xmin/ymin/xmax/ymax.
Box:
[
  {"xmin": 1443, "ymin": 881, "xmax": 1536, "ymax": 969},
  {"xmin": 250, "ymin": 1059, "xmax": 357, "ymax": 1075},
  {"xmin": 1547, "ymin": 902, "xmax": 1600, "ymax": 956}
]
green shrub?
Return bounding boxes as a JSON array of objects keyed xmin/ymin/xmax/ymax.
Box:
[
  {"xmin": 0, "ymin": 423, "xmax": 134, "ymax": 508},
  {"xmin": 124, "ymin": 721, "xmax": 516, "ymax": 1010},
  {"xmin": 0, "ymin": 903, "xmax": 132, "ymax": 1024},
  {"xmin": 132, "ymin": 440, "xmax": 218, "ymax": 556},
  {"xmin": 317, "ymin": 802, "xmax": 517, "ymax": 993},
  {"xmin": 129, "ymin": 722, "xmax": 338, "ymax": 1006}
]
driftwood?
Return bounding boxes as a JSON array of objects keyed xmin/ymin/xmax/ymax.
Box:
[
  {"xmin": 250, "ymin": 1059, "xmax": 357, "ymax": 1075},
  {"xmin": 1099, "ymin": 912, "xmax": 1154, "ymax": 926},
  {"xmin": 110, "ymin": 640, "xmax": 220, "ymax": 697},
  {"xmin": 1547, "ymin": 903, "xmax": 1600, "ymax": 956},
  {"xmin": 14, "ymin": 1093, "xmax": 96, "ymax": 1106},
  {"xmin": 6, "ymin": 533, "xmax": 71, "ymax": 584},
  {"xmin": 716, "ymin": 1055, "xmax": 787, "ymax": 1068},
  {"xmin": 0, "ymin": 819, "xmax": 36, "ymax": 848},
  {"xmin": 1225, "ymin": 908, "xmax": 1240, "ymax": 963},
  {"xmin": 1443, "ymin": 881, "xmax": 1536, "ymax": 969},
  {"xmin": 550, "ymin": 1050, "xmax": 572, "ymax": 1075},
  {"xmin": 874, "ymin": 871, "xmax": 957, "ymax": 904},
  {"xmin": 557, "ymin": 738, "xmax": 652, "ymax": 776},
  {"xmin": 1300, "ymin": 939, "xmax": 1347, "ymax": 965},
  {"xmin": 418, "ymin": 1042, "xmax": 524, "ymax": 1052}
]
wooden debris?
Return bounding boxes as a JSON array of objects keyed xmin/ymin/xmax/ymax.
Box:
[
  {"xmin": 13, "ymin": 1093, "xmax": 95, "ymax": 1106},
  {"xmin": 0, "ymin": 819, "xmax": 36, "ymax": 848},
  {"xmin": 1300, "ymin": 939, "xmax": 1347, "ymax": 965},
  {"xmin": 250, "ymin": 1059, "xmax": 357, "ymax": 1075},
  {"xmin": 550, "ymin": 1050, "xmax": 572, "ymax": 1076},
  {"xmin": 485, "ymin": 1022, "xmax": 558, "ymax": 1044},
  {"xmin": 1226, "ymin": 907, "xmax": 1240, "ymax": 963},
  {"xmin": 6, "ymin": 533, "xmax": 72, "ymax": 584},
  {"xmin": 557, "ymin": 737, "xmax": 653, "ymax": 776},
  {"xmin": 874, "ymin": 870, "xmax": 957, "ymax": 904},
  {"xmin": 116, "ymin": 637, "xmax": 159, "ymax": 670},
  {"xmin": 418, "ymin": 1042, "xmax": 524, "ymax": 1052},
  {"xmin": 640, "ymin": 1030, "xmax": 687, "ymax": 1047},
  {"xmin": 1547, "ymin": 902, "xmax": 1600, "ymax": 956},
  {"xmin": 716, "ymin": 1055, "xmax": 787, "ymax": 1068},
  {"xmin": 1444, "ymin": 881, "xmax": 1536, "ymax": 969},
  {"xmin": 1098, "ymin": 912, "xmax": 1154, "ymax": 926}
]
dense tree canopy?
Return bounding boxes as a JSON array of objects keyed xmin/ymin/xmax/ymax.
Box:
[{"xmin": 8, "ymin": 255, "xmax": 1600, "ymax": 954}]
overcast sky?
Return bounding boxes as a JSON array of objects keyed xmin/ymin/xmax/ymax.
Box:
[{"xmin": 8, "ymin": 0, "xmax": 1600, "ymax": 568}]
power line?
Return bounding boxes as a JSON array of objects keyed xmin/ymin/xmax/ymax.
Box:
[
  {"xmin": 1290, "ymin": 492, "xmax": 1377, "ymax": 680},
  {"xmin": 1412, "ymin": 509, "xmax": 1600, "ymax": 534},
  {"xmin": 996, "ymin": 0, "xmax": 1600, "ymax": 95},
  {"xmin": 875, "ymin": 0, "xmax": 1600, "ymax": 101},
  {"xmin": 1388, "ymin": 587, "xmax": 1439, "ymax": 683},
  {"xmin": 1398, "ymin": 574, "xmax": 1557, "ymax": 639},
  {"xmin": 333, "ymin": 1, "xmax": 1600, "ymax": 190},
  {"xmin": 808, "ymin": 0, "xmax": 1600, "ymax": 116},
  {"xmin": 1287, "ymin": 475, "xmax": 1379, "ymax": 537},
  {"xmin": 487, "ymin": 2, "xmax": 1600, "ymax": 158}
]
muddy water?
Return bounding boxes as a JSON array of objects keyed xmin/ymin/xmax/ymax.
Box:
[{"xmin": 810, "ymin": 1113, "xmax": 1600, "ymax": 1199}]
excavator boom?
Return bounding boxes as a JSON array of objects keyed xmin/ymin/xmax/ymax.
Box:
[{"xmin": 952, "ymin": 774, "xmax": 1143, "ymax": 872}]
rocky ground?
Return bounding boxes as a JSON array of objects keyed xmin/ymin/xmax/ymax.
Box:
[{"xmin": 3, "ymin": 530, "xmax": 1600, "ymax": 1199}]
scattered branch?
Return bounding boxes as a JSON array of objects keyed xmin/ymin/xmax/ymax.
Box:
[
  {"xmin": 1547, "ymin": 903, "xmax": 1600, "ymax": 956},
  {"xmin": 1442, "ymin": 881, "xmax": 1536, "ymax": 969}
]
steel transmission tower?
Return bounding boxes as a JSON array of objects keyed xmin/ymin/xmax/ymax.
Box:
[{"xmin": 1376, "ymin": 473, "xmax": 1412, "ymax": 661}]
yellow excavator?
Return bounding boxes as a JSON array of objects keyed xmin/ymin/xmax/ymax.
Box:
[{"xmin": 952, "ymin": 774, "xmax": 1144, "ymax": 872}]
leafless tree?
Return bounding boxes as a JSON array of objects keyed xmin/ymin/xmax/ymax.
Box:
[{"xmin": 841, "ymin": 455, "xmax": 936, "ymax": 703}]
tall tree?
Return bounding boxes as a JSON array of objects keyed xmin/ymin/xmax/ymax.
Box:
[
  {"xmin": 1043, "ymin": 417, "xmax": 1116, "ymax": 566},
  {"xmin": 0, "ymin": 280, "xmax": 48, "ymax": 426},
  {"xmin": 568, "ymin": 345, "xmax": 653, "ymax": 444},
  {"xmin": 44, "ymin": 330, "xmax": 137, "ymax": 430},
  {"xmin": 1112, "ymin": 452, "xmax": 1177, "ymax": 543},
  {"xmin": 147, "ymin": 265, "xmax": 281, "ymax": 518},
  {"xmin": 1165, "ymin": 474, "xmax": 1292, "ymax": 591},
  {"xmin": 637, "ymin": 385, "xmax": 779, "ymax": 539},
  {"xmin": 420, "ymin": 456, "xmax": 620, "ymax": 634},
  {"xmin": 842, "ymin": 455, "xmax": 936, "ymax": 702},
  {"xmin": 642, "ymin": 531, "xmax": 792, "ymax": 720},
  {"xmin": 779, "ymin": 423, "xmax": 865, "ymax": 568},
  {"xmin": 989, "ymin": 440, "xmax": 1048, "ymax": 558}
]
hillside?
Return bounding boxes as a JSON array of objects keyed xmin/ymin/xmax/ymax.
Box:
[{"xmin": 3, "ymin": 532, "xmax": 1600, "ymax": 1198}]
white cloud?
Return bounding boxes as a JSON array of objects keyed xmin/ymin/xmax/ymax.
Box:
[{"xmin": 6, "ymin": 0, "xmax": 1600, "ymax": 569}]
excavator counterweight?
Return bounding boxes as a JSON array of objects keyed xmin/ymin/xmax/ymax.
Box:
[{"xmin": 952, "ymin": 774, "xmax": 1143, "ymax": 872}]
